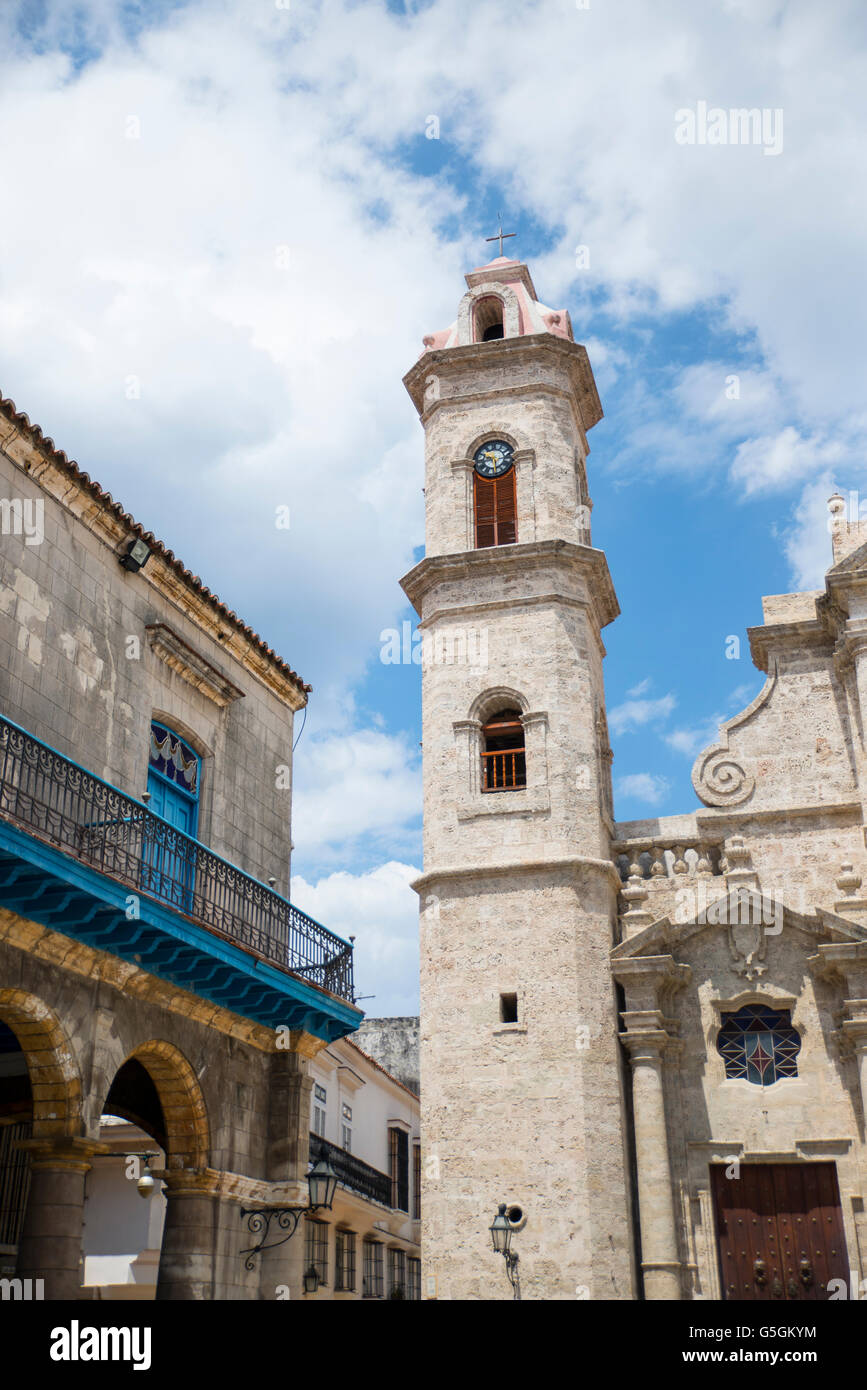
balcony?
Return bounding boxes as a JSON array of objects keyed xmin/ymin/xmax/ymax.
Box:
[
  {"xmin": 0, "ymin": 713, "xmax": 360, "ymax": 1041},
  {"xmin": 309, "ymin": 1133, "xmax": 391, "ymax": 1209}
]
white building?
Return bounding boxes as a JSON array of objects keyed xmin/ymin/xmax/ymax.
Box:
[{"xmin": 305, "ymin": 1036, "xmax": 421, "ymax": 1300}]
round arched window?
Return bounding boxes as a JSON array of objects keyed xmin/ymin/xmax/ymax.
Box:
[{"xmin": 481, "ymin": 710, "xmax": 526, "ymax": 792}]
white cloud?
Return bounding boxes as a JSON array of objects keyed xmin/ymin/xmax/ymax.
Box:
[
  {"xmin": 615, "ymin": 772, "xmax": 671, "ymax": 806},
  {"xmin": 608, "ymin": 693, "xmax": 676, "ymax": 736},
  {"xmin": 782, "ymin": 472, "xmax": 840, "ymax": 591},
  {"xmin": 627, "ymin": 677, "xmax": 652, "ymax": 697},
  {"xmin": 665, "ymin": 721, "xmax": 721, "ymax": 757},
  {"xmin": 292, "ymin": 727, "xmax": 421, "ymax": 869},
  {"xmin": 292, "ymin": 861, "xmax": 420, "ymax": 1016},
  {"xmin": 730, "ymin": 427, "xmax": 846, "ymax": 497}
]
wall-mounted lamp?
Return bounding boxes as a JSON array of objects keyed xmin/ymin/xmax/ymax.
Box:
[
  {"xmin": 119, "ymin": 538, "xmax": 152, "ymax": 573},
  {"xmin": 240, "ymin": 1159, "xmax": 338, "ymax": 1271},
  {"xmin": 303, "ymin": 1265, "xmax": 321, "ymax": 1294},
  {"xmin": 489, "ymin": 1203, "xmax": 521, "ymax": 1299}
]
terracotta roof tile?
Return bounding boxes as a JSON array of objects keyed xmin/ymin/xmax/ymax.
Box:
[{"xmin": 0, "ymin": 392, "xmax": 310, "ymax": 697}]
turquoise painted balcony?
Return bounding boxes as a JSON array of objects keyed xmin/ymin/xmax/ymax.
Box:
[{"xmin": 0, "ymin": 714, "xmax": 360, "ymax": 1043}]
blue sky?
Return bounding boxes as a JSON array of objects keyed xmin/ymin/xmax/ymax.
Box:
[{"xmin": 1, "ymin": 0, "xmax": 865, "ymax": 1012}]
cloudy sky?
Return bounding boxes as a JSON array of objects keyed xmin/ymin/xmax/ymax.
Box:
[{"xmin": 2, "ymin": 0, "xmax": 865, "ymax": 1013}]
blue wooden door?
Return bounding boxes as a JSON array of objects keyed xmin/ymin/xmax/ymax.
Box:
[{"xmin": 142, "ymin": 724, "xmax": 200, "ymax": 910}]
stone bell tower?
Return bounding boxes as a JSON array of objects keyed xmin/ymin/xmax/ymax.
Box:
[{"xmin": 400, "ymin": 252, "xmax": 637, "ymax": 1300}]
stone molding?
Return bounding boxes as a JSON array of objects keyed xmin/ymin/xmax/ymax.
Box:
[
  {"xmin": 145, "ymin": 623, "xmax": 245, "ymax": 708},
  {"xmin": 401, "ymin": 537, "xmax": 619, "ymax": 631},
  {"xmin": 404, "ymin": 333, "xmax": 602, "ymax": 431},
  {"xmin": 411, "ymin": 854, "xmax": 623, "ymax": 895},
  {"xmin": 456, "ymin": 788, "xmax": 551, "ymax": 821}
]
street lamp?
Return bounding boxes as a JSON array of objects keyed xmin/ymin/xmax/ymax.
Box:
[
  {"xmin": 489, "ymin": 1203, "xmax": 521, "ymax": 1299},
  {"xmin": 307, "ymin": 1158, "xmax": 338, "ymax": 1211},
  {"xmin": 240, "ymin": 1159, "xmax": 339, "ymax": 1270}
]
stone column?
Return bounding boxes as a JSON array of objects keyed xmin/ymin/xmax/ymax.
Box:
[
  {"xmin": 620, "ymin": 1025, "xmax": 682, "ymax": 1300},
  {"xmin": 156, "ymin": 1170, "xmax": 218, "ymax": 1301},
  {"xmin": 259, "ymin": 1036, "xmax": 321, "ymax": 1301},
  {"xmin": 15, "ymin": 1136, "xmax": 107, "ymax": 1300},
  {"xmin": 612, "ymin": 956, "xmax": 690, "ymax": 1301}
]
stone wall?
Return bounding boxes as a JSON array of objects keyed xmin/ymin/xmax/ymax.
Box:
[
  {"xmin": 354, "ymin": 1017, "xmax": 420, "ymax": 1095},
  {"xmin": 0, "ymin": 412, "xmax": 303, "ymax": 888}
]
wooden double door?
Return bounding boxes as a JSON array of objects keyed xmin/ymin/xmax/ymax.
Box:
[{"xmin": 711, "ymin": 1162, "xmax": 848, "ymax": 1301}]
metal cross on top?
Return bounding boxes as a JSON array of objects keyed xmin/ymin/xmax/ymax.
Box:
[{"xmin": 485, "ymin": 216, "xmax": 516, "ymax": 258}]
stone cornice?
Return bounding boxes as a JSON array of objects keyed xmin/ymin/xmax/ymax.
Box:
[
  {"xmin": 400, "ymin": 538, "xmax": 619, "ymax": 631},
  {"xmin": 412, "ymin": 854, "xmax": 623, "ymax": 894},
  {"xmin": 747, "ymin": 609, "xmax": 831, "ymax": 671},
  {"xmin": 146, "ymin": 623, "xmax": 245, "ymax": 708},
  {"xmin": 403, "ymin": 333, "xmax": 602, "ymax": 432}
]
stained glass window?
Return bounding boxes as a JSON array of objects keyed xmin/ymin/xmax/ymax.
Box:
[
  {"xmin": 716, "ymin": 1004, "xmax": 800, "ymax": 1085},
  {"xmin": 149, "ymin": 722, "xmax": 199, "ymax": 797}
]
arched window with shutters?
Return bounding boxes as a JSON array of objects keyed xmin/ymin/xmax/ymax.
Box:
[
  {"xmin": 481, "ymin": 709, "xmax": 526, "ymax": 791},
  {"xmin": 474, "ymin": 468, "xmax": 517, "ymax": 548}
]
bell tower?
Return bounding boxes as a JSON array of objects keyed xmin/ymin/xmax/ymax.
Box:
[{"xmin": 401, "ymin": 252, "xmax": 636, "ymax": 1300}]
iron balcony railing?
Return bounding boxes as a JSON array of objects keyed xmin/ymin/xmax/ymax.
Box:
[
  {"xmin": 309, "ymin": 1133, "xmax": 391, "ymax": 1209},
  {"xmin": 0, "ymin": 713, "xmax": 354, "ymax": 1003}
]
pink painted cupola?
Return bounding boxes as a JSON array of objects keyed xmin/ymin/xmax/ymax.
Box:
[{"xmin": 419, "ymin": 255, "xmax": 575, "ymax": 354}]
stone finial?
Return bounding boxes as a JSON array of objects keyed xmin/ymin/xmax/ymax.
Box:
[
  {"xmin": 722, "ymin": 835, "xmax": 758, "ymax": 891},
  {"xmin": 621, "ymin": 871, "xmax": 654, "ymax": 939},
  {"xmin": 836, "ymin": 862, "xmax": 862, "ymax": 897},
  {"xmin": 833, "ymin": 861, "xmax": 867, "ymax": 926}
]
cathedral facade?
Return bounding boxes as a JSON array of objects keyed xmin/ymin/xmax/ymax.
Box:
[{"xmin": 401, "ymin": 254, "xmax": 867, "ymax": 1302}]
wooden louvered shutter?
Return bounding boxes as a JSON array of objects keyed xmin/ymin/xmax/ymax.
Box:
[
  {"xmin": 494, "ymin": 470, "xmax": 517, "ymax": 545},
  {"xmin": 474, "ymin": 468, "xmax": 517, "ymax": 548},
  {"xmin": 474, "ymin": 474, "xmax": 497, "ymax": 548}
]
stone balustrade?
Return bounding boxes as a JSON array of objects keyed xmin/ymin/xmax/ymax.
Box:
[{"xmin": 612, "ymin": 838, "xmax": 725, "ymax": 883}]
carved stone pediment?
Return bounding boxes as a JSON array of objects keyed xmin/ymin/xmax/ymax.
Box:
[
  {"xmin": 613, "ymin": 888, "xmax": 867, "ymax": 970},
  {"xmin": 146, "ymin": 623, "xmax": 245, "ymax": 708}
]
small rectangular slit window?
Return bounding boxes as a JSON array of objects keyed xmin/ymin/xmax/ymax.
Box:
[{"xmin": 500, "ymin": 992, "xmax": 519, "ymax": 1023}]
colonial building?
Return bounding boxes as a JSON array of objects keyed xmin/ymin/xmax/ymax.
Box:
[
  {"xmin": 0, "ymin": 393, "xmax": 362, "ymax": 1299},
  {"xmin": 402, "ymin": 253, "xmax": 867, "ymax": 1302},
  {"xmin": 55, "ymin": 1030, "xmax": 420, "ymax": 1301},
  {"xmin": 304, "ymin": 1032, "xmax": 420, "ymax": 1300}
]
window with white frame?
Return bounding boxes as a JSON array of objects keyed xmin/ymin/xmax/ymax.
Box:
[{"xmin": 312, "ymin": 1083, "xmax": 327, "ymax": 1136}]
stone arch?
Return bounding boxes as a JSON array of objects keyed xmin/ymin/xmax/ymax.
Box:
[
  {"xmin": 469, "ymin": 686, "xmax": 530, "ymax": 724},
  {"xmin": 464, "ymin": 426, "xmax": 523, "ymax": 461},
  {"xmin": 150, "ymin": 709, "xmax": 213, "ymax": 763},
  {"xmin": 107, "ymin": 1039, "xmax": 209, "ymax": 1170},
  {"xmin": 0, "ymin": 989, "xmax": 83, "ymax": 1138},
  {"xmin": 456, "ymin": 282, "xmax": 521, "ymax": 345}
]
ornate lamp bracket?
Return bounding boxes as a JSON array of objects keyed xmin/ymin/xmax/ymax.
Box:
[{"xmin": 240, "ymin": 1205, "xmax": 308, "ymax": 1271}]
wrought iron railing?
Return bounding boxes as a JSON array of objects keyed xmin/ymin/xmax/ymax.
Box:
[
  {"xmin": 309, "ymin": 1133, "xmax": 391, "ymax": 1208},
  {"xmin": 0, "ymin": 714, "xmax": 354, "ymax": 1003}
]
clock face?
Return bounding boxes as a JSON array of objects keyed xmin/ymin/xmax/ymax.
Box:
[{"xmin": 473, "ymin": 439, "xmax": 514, "ymax": 478}]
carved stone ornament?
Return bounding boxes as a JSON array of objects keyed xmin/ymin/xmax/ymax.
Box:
[{"xmin": 691, "ymin": 666, "xmax": 777, "ymax": 807}]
